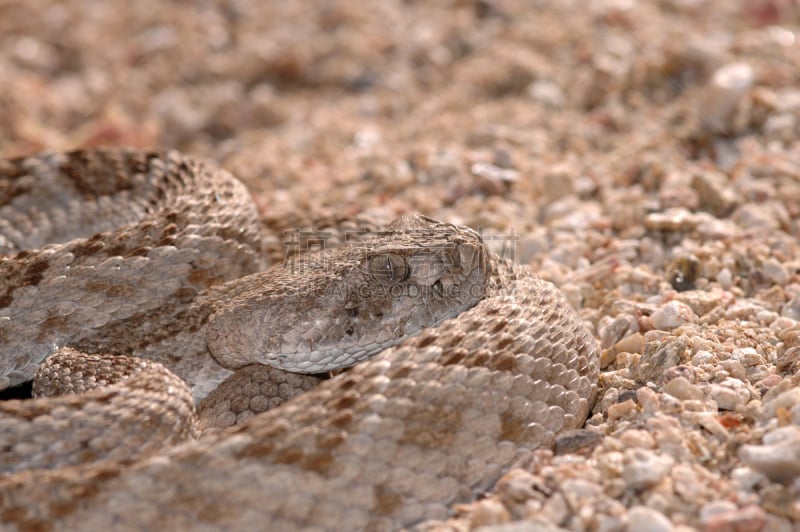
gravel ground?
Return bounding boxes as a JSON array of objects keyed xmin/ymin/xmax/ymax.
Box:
[{"xmin": 3, "ymin": 0, "xmax": 800, "ymax": 530}]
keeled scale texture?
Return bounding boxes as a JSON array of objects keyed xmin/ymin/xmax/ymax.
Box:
[
  {"xmin": 0, "ymin": 150, "xmax": 266, "ymax": 395},
  {"xmin": 0, "ymin": 150, "xmax": 598, "ymax": 530},
  {"xmin": 0, "ymin": 348, "xmax": 195, "ymax": 474}
]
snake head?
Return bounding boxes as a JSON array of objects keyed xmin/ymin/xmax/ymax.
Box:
[{"xmin": 205, "ymin": 215, "xmax": 491, "ymax": 373}]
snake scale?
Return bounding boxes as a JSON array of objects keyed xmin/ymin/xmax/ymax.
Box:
[{"xmin": 0, "ymin": 149, "xmax": 598, "ymax": 530}]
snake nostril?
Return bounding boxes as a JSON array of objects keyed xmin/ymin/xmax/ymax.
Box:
[{"xmin": 432, "ymin": 280, "xmax": 444, "ymax": 297}]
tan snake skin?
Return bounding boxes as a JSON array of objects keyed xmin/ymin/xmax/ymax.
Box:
[{"xmin": 0, "ymin": 149, "xmax": 598, "ymax": 530}]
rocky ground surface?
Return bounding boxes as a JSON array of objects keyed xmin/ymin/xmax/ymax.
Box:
[{"xmin": 2, "ymin": 0, "xmax": 800, "ymax": 530}]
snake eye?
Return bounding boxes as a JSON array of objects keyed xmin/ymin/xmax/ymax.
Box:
[{"xmin": 368, "ymin": 253, "xmax": 409, "ymax": 284}]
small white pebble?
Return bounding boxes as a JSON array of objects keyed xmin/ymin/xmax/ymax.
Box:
[
  {"xmin": 755, "ymin": 309, "xmax": 777, "ymax": 324},
  {"xmin": 716, "ymin": 267, "xmax": 733, "ymax": 289},
  {"xmin": 622, "ymin": 449, "xmax": 674, "ymax": 490},
  {"xmin": 731, "ymin": 466, "xmax": 767, "ymax": 491},
  {"xmin": 636, "ymin": 386, "xmax": 661, "ymax": 414},
  {"xmin": 739, "ymin": 426, "xmax": 800, "ymax": 482},
  {"xmin": 626, "ymin": 505, "xmax": 674, "ymax": 532},
  {"xmin": 709, "ymin": 383, "xmax": 747, "ymax": 411},
  {"xmin": 664, "ymin": 377, "xmax": 704, "ymax": 401},
  {"xmin": 691, "ymin": 350, "xmax": 716, "ymax": 365},
  {"xmin": 762, "ymin": 258, "xmax": 789, "ymax": 286},
  {"xmin": 650, "ymin": 301, "xmax": 697, "ymax": 330},
  {"xmin": 620, "ymin": 429, "xmax": 655, "ymax": 449},
  {"xmin": 731, "ymin": 347, "xmax": 763, "ymax": 367},
  {"xmin": 700, "ymin": 62, "xmax": 754, "ymax": 133},
  {"xmin": 700, "ymin": 500, "xmax": 738, "ymax": 522}
]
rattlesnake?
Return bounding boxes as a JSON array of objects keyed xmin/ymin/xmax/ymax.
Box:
[{"xmin": 0, "ymin": 149, "xmax": 598, "ymax": 530}]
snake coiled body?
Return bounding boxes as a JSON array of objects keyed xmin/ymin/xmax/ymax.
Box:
[{"xmin": 0, "ymin": 149, "xmax": 598, "ymax": 530}]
